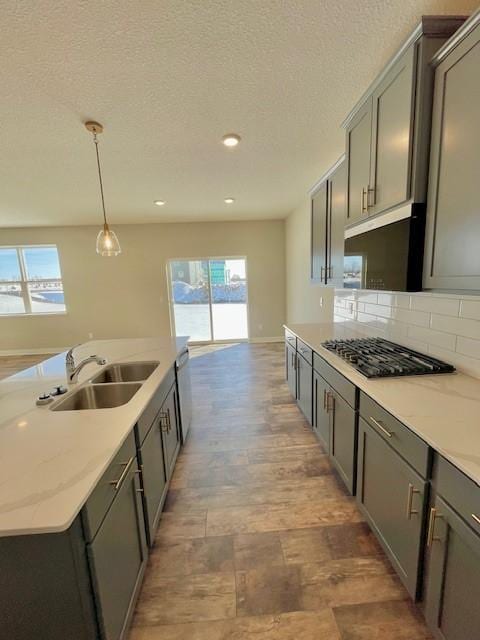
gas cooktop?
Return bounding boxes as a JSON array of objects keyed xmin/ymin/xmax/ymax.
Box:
[{"xmin": 321, "ymin": 337, "xmax": 456, "ymax": 379}]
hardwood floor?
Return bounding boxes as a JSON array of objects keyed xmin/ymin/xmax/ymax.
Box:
[
  {"xmin": 129, "ymin": 342, "xmax": 432, "ymax": 639},
  {"xmin": 0, "ymin": 354, "xmax": 54, "ymax": 380}
]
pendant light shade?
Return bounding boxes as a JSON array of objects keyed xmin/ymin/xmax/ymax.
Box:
[
  {"xmin": 96, "ymin": 223, "xmax": 121, "ymax": 257},
  {"xmin": 85, "ymin": 121, "xmax": 121, "ymax": 257}
]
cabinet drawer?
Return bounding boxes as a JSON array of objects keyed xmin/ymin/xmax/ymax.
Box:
[
  {"xmin": 136, "ymin": 368, "xmax": 175, "ymax": 444},
  {"xmin": 313, "ymin": 352, "xmax": 356, "ymax": 408},
  {"xmin": 82, "ymin": 431, "xmax": 137, "ymax": 542},
  {"xmin": 360, "ymin": 392, "xmax": 429, "ymax": 477},
  {"xmin": 297, "ymin": 339, "xmax": 313, "ymax": 365},
  {"xmin": 285, "ymin": 329, "xmax": 297, "ymax": 350},
  {"xmin": 435, "ymin": 455, "xmax": 480, "ymax": 537}
]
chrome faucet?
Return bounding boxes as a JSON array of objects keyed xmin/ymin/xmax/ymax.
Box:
[{"xmin": 66, "ymin": 345, "xmax": 106, "ymax": 384}]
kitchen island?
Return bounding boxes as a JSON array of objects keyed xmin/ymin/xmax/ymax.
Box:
[{"xmin": 0, "ymin": 337, "xmax": 190, "ymax": 640}]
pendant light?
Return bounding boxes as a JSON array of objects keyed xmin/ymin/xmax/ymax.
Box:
[{"xmin": 85, "ymin": 121, "xmax": 121, "ymax": 257}]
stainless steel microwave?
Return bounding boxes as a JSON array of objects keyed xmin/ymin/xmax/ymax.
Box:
[{"xmin": 343, "ymin": 205, "xmax": 426, "ymax": 292}]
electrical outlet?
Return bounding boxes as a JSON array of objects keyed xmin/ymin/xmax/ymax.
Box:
[
  {"xmin": 319, "ymin": 296, "xmax": 324, "ymax": 308},
  {"xmin": 258, "ymin": 323, "xmax": 263, "ymax": 331},
  {"xmin": 88, "ymin": 332, "xmax": 94, "ymax": 340}
]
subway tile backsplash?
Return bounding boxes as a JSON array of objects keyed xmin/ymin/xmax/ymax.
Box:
[{"xmin": 334, "ymin": 289, "xmax": 480, "ymax": 379}]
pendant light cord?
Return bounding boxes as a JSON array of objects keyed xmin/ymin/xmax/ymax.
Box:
[{"xmin": 93, "ymin": 132, "xmax": 108, "ymax": 226}]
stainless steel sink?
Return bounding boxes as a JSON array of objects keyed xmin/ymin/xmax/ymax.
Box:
[
  {"xmin": 90, "ymin": 361, "xmax": 159, "ymax": 384},
  {"xmin": 51, "ymin": 383, "xmax": 141, "ymax": 411}
]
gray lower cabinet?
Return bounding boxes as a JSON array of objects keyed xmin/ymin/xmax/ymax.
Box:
[
  {"xmin": 88, "ymin": 457, "xmax": 147, "ymax": 640},
  {"xmin": 423, "ymin": 495, "xmax": 480, "ymax": 640},
  {"xmin": 286, "ymin": 341, "xmax": 297, "ymax": 399},
  {"xmin": 329, "ymin": 388, "xmax": 356, "ymax": 494},
  {"xmin": 313, "ymin": 370, "xmax": 330, "ymax": 451},
  {"xmin": 138, "ymin": 410, "xmax": 168, "ymax": 546},
  {"xmin": 423, "ymin": 16, "xmax": 480, "ymax": 290},
  {"xmin": 357, "ymin": 416, "xmax": 426, "ymax": 598},
  {"xmin": 296, "ymin": 352, "xmax": 312, "ymax": 424},
  {"xmin": 161, "ymin": 384, "xmax": 181, "ymax": 480}
]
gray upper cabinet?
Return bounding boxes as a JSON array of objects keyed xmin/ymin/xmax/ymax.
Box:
[
  {"xmin": 344, "ymin": 17, "xmax": 465, "ymax": 227},
  {"xmin": 327, "ymin": 160, "xmax": 347, "ymax": 287},
  {"xmin": 346, "ymin": 99, "xmax": 373, "ymax": 225},
  {"xmin": 423, "ymin": 14, "xmax": 480, "ymax": 290},
  {"xmin": 311, "ymin": 157, "xmax": 346, "ymax": 285},
  {"xmin": 311, "ymin": 180, "xmax": 328, "ymax": 281},
  {"xmin": 369, "ymin": 46, "xmax": 415, "ymax": 214}
]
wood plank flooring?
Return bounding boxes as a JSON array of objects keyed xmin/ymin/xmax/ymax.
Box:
[
  {"xmin": 129, "ymin": 342, "xmax": 432, "ymax": 639},
  {"xmin": 0, "ymin": 354, "xmax": 55, "ymax": 380}
]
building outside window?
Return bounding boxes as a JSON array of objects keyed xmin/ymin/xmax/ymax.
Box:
[{"xmin": 0, "ymin": 245, "xmax": 66, "ymax": 315}]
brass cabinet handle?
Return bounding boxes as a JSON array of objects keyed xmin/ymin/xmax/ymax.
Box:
[
  {"xmin": 369, "ymin": 416, "xmax": 393, "ymax": 438},
  {"xmin": 367, "ymin": 186, "xmax": 375, "ymax": 209},
  {"xmin": 326, "ymin": 391, "xmax": 335, "ymax": 414},
  {"xmin": 406, "ymin": 483, "xmax": 420, "ymax": 519},
  {"xmin": 159, "ymin": 411, "xmax": 169, "ymax": 433},
  {"xmin": 361, "ymin": 187, "xmax": 368, "ymax": 213},
  {"xmin": 323, "ymin": 388, "xmax": 327, "ymax": 410},
  {"xmin": 109, "ymin": 456, "xmax": 135, "ymax": 491},
  {"xmin": 427, "ymin": 507, "xmax": 443, "ymax": 547},
  {"xmin": 472, "ymin": 513, "xmax": 480, "ymax": 526}
]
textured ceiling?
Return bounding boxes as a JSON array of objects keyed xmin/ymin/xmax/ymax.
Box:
[{"xmin": 0, "ymin": 0, "xmax": 477, "ymax": 227}]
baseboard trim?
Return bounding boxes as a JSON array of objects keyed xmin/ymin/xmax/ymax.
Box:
[{"xmin": 0, "ymin": 347, "xmax": 65, "ymax": 356}]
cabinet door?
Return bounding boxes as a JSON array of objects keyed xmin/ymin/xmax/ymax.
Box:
[
  {"xmin": 424, "ymin": 496, "xmax": 480, "ymax": 639},
  {"xmin": 327, "ymin": 161, "xmax": 346, "ymax": 286},
  {"xmin": 357, "ymin": 417, "xmax": 425, "ymax": 598},
  {"xmin": 329, "ymin": 390, "xmax": 356, "ymax": 494},
  {"xmin": 161, "ymin": 385, "xmax": 181, "ymax": 480},
  {"xmin": 140, "ymin": 414, "xmax": 168, "ymax": 545},
  {"xmin": 311, "ymin": 181, "xmax": 328, "ymax": 281},
  {"xmin": 369, "ymin": 46, "xmax": 415, "ymax": 214},
  {"xmin": 88, "ymin": 458, "xmax": 147, "ymax": 640},
  {"xmin": 346, "ymin": 98, "xmax": 372, "ymax": 225},
  {"xmin": 286, "ymin": 343, "xmax": 297, "ymax": 399},
  {"xmin": 296, "ymin": 353, "xmax": 312, "ymax": 425},
  {"xmin": 424, "ymin": 27, "xmax": 480, "ymax": 290},
  {"xmin": 313, "ymin": 372, "xmax": 330, "ymax": 452}
]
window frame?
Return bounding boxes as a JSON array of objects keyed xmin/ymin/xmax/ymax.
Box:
[{"xmin": 0, "ymin": 244, "xmax": 67, "ymax": 317}]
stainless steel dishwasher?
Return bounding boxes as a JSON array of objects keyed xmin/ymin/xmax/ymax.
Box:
[{"xmin": 176, "ymin": 347, "xmax": 192, "ymax": 443}]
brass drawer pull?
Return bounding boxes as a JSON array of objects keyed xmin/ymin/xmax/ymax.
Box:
[
  {"xmin": 427, "ymin": 507, "xmax": 443, "ymax": 547},
  {"xmin": 326, "ymin": 391, "xmax": 335, "ymax": 414},
  {"xmin": 406, "ymin": 483, "xmax": 420, "ymax": 519},
  {"xmin": 472, "ymin": 513, "xmax": 480, "ymax": 526},
  {"xmin": 109, "ymin": 456, "xmax": 135, "ymax": 491},
  {"xmin": 369, "ymin": 416, "xmax": 393, "ymax": 438},
  {"xmin": 361, "ymin": 187, "xmax": 368, "ymax": 213}
]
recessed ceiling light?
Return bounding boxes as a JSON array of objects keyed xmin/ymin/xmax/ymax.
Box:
[
  {"xmin": 154, "ymin": 200, "xmax": 166, "ymax": 206},
  {"xmin": 222, "ymin": 133, "xmax": 241, "ymax": 147},
  {"xmin": 224, "ymin": 197, "xmax": 235, "ymax": 204}
]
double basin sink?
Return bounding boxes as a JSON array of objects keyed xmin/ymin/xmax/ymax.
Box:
[{"xmin": 51, "ymin": 362, "xmax": 159, "ymax": 411}]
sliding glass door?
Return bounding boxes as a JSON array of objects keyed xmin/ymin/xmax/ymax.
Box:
[{"xmin": 169, "ymin": 258, "xmax": 249, "ymax": 342}]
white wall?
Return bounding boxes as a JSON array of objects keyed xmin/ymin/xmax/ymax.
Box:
[
  {"xmin": 0, "ymin": 220, "xmax": 286, "ymax": 352},
  {"xmin": 285, "ymin": 197, "xmax": 334, "ymax": 324}
]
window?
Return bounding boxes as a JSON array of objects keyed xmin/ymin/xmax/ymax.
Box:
[{"xmin": 0, "ymin": 246, "xmax": 66, "ymax": 315}]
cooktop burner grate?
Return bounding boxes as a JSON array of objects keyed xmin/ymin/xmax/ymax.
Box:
[{"xmin": 321, "ymin": 337, "xmax": 456, "ymax": 378}]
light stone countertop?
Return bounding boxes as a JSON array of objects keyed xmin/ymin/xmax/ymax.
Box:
[
  {"xmin": 0, "ymin": 336, "xmax": 188, "ymax": 537},
  {"xmin": 285, "ymin": 323, "xmax": 480, "ymax": 488}
]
